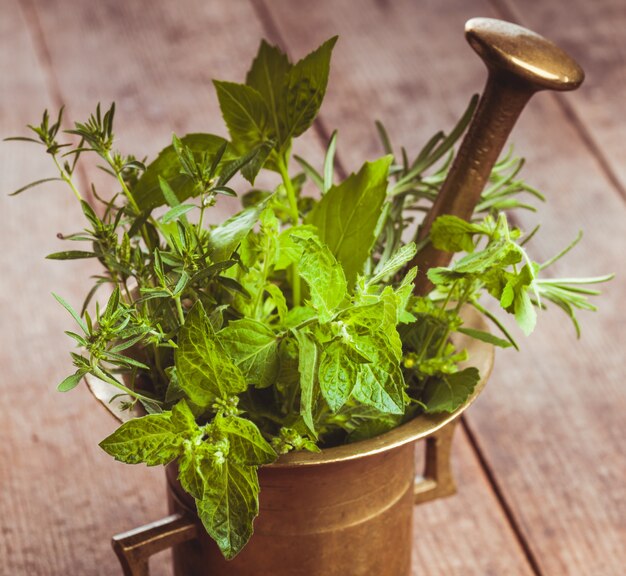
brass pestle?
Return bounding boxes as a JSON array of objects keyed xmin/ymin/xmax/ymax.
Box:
[{"xmin": 411, "ymin": 17, "xmax": 584, "ymax": 295}]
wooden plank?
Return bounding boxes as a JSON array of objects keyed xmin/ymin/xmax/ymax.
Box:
[
  {"xmin": 259, "ymin": 0, "xmax": 626, "ymax": 574},
  {"xmin": 0, "ymin": 3, "xmax": 172, "ymax": 576},
  {"xmin": 494, "ymin": 0, "xmax": 626, "ymax": 195}
]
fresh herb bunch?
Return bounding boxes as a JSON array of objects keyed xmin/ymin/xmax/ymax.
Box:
[{"xmin": 8, "ymin": 37, "xmax": 611, "ymax": 559}]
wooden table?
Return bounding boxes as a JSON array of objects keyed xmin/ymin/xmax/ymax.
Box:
[{"xmin": 1, "ymin": 1, "xmax": 624, "ymax": 574}]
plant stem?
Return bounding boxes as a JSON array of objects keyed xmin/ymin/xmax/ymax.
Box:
[
  {"xmin": 52, "ymin": 155, "xmax": 83, "ymax": 202},
  {"xmin": 277, "ymin": 154, "xmax": 301, "ymax": 307},
  {"xmin": 174, "ymin": 296, "xmax": 185, "ymax": 326}
]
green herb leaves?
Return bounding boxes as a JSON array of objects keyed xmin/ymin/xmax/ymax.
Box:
[
  {"xmin": 175, "ymin": 303, "xmax": 247, "ymax": 408},
  {"xmin": 216, "ymin": 36, "xmax": 337, "ymax": 177},
  {"xmin": 309, "ymin": 156, "xmax": 391, "ymax": 286}
]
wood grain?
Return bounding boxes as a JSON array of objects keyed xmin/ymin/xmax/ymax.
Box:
[
  {"xmin": 258, "ymin": 0, "xmax": 626, "ymax": 574},
  {"xmin": 3, "ymin": 0, "xmax": 624, "ymax": 574}
]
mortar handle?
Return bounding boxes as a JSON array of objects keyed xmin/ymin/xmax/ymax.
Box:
[
  {"xmin": 112, "ymin": 513, "xmax": 198, "ymax": 576},
  {"xmin": 414, "ymin": 420, "xmax": 458, "ymax": 504}
]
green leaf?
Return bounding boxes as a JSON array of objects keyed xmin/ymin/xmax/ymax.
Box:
[
  {"xmin": 293, "ymin": 329, "xmax": 319, "ymax": 434},
  {"xmin": 208, "ymin": 202, "xmax": 267, "ymax": 263},
  {"xmin": 369, "ymin": 242, "xmax": 417, "ymax": 285},
  {"xmin": 53, "ymin": 293, "xmax": 87, "ymax": 333},
  {"xmin": 175, "ymin": 303, "xmax": 247, "ymax": 408},
  {"xmin": 98, "ymin": 400, "xmax": 197, "ymax": 465},
  {"xmin": 241, "ymin": 139, "xmax": 275, "ymax": 184},
  {"xmin": 218, "ymin": 319, "xmax": 280, "ymax": 389},
  {"xmin": 214, "ymin": 81, "xmax": 270, "ymax": 152},
  {"xmin": 57, "ymin": 370, "xmax": 85, "ymax": 392},
  {"xmin": 353, "ymin": 362, "xmax": 405, "ymax": 415},
  {"xmin": 196, "ymin": 458, "xmax": 259, "ymax": 560},
  {"xmin": 291, "ymin": 233, "xmax": 347, "ymax": 323},
  {"xmin": 246, "ymin": 40, "xmax": 291, "ymax": 144},
  {"xmin": 424, "ymin": 367, "xmax": 480, "ymax": 413},
  {"xmin": 133, "ymin": 133, "xmax": 233, "ymax": 211},
  {"xmin": 308, "ymin": 156, "xmax": 391, "ymax": 286},
  {"xmin": 46, "ymin": 250, "xmax": 97, "ymax": 260},
  {"xmin": 214, "ymin": 414, "xmax": 276, "ymax": 466},
  {"xmin": 457, "ymin": 327, "xmax": 513, "ymax": 348},
  {"xmin": 9, "ymin": 177, "xmax": 63, "ymax": 196},
  {"xmin": 161, "ymin": 203, "xmax": 195, "ymax": 224},
  {"xmin": 431, "ymin": 215, "xmax": 483, "ymax": 253},
  {"xmin": 318, "ymin": 341, "xmax": 358, "ymax": 412},
  {"xmin": 264, "ymin": 283, "xmax": 288, "ymax": 321},
  {"xmin": 283, "ymin": 36, "xmax": 337, "ymax": 141}
]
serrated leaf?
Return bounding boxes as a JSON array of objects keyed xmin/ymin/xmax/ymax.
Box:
[
  {"xmin": 424, "ymin": 367, "xmax": 479, "ymax": 413},
  {"xmin": 175, "ymin": 303, "xmax": 247, "ymax": 408},
  {"xmin": 218, "ymin": 319, "xmax": 280, "ymax": 389},
  {"xmin": 98, "ymin": 400, "xmax": 196, "ymax": 465},
  {"xmin": 246, "ymin": 39, "xmax": 291, "ymax": 145},
  {"xmin": 283, "ymin": 36, "xmax": 337, "ymax": 140},
  {"xmin": 133, "ymin": 134, "xmax": 233, "ymax": 211},
  {"xmin": 318, "ymin": 341, "xmax": 358, "ymax": 412},
  {"xmin": 196, "ymin": 458, "xmax": 259, "ymax": 560},
  {"xmin": 431, "ymin": 215, "xmax": 483, "ymax": 253},
  {"xmin": 291, "ymin": 233, "xmax": 346, "ymax": 323},
  {"xmin": 369, "ymin": 242, "xmax": 417, "ymax": 285},
  {"xmin": 215, "ymin": 414, "xmax": 276, "ymax": 466},
  {"xmin": 308, "ymin": 156, "xmax": 391, "ymax": 286},
  {"xmin": 214, "ymin": 81, "xmax": 270, "ymax": 152}
]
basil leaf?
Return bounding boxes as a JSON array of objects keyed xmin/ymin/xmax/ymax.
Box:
[
  {"xmin": 219, "ymin": 319, "xmax": 280, "ymax": 389},
  {"xmin": 175, "ymin": 303, "xmax": 247, "ymax": 408},
  {"xmin": 98, "ymin": 400, "xmax": 196, "ymax": 465},
  {"xmin": 424, "ymin": 367, "xmax": 480, "ymax": 413},
  {"xmin": 309, "ymin": 155, "xmax": 391, "ymax": 286},
  {"xmin": 214, "ymin": 81, "xmax": 270, "ymax": 153},
  {"xmin": 291, "ymin": 233, "xmax": 347, "ymax": 323},
  {"xmin": 133, "ymin": 133, "xmax": 232, "ymax": 211},
  {"xmin": 196, "ymin": 458, "xmax": 260, "ymax": 560},
  {"xmin": 283, "ymin": 36, "xmax": 337, "ymax": 141},
  {"xmin": 214, "ymin": 414, "xmax": 276, "ymax": 466},
  {"xmin": 246, "ymin": 40, "xmax": 291, "ymax": 145}
]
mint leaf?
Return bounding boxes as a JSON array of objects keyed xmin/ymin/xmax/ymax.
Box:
[
  {"xmin": 424, "ymin": 367, "xmax": 480, "ymax": 413},
  {"xmin": 353, "ymin": 362, "xmax": 405, "ymax": 415},
  {"xmin": 283, "ymin": 36, "xmax": 337, "ymax": 141},
  {"xmin": 214, "ymin": 414, "xmax": 276, "ymax": 466},
  {"xmin": 134, "ymin": 133, "xmax": 233, "ymax": 211},
  {"xmin": 219, "ymin": 319, "xmax": 280, "ymax": 389},
  {"xmin": 99, "ymin": 400, "xmax": 196, "ymax": 465},
  {"xmin": 309, "ymin": 156, "xmax": 391, "ymax": 286},
  {"xmin": 293, "ymin": 329, "xmax": 319, "ymax": 434},
  {"xmin": 176, "ymin": 303, "xmax": 247, "ymax": 408},
  {"xmin": 431, "ymin": 215, "xmax": 483, "ymax": 253},
  {"xmin": 369, "ymin": 242, "xmax": 417, "ymax": 285},
  {"xmin": 291, "ymin": 233, "xmax": 347, "ymax": 323},
  {"xmin": 319, "ymin": 340, "xmax": 358, "ymax": 412},
  {"xmin": 214, "ymin": 81, "xmax": 270, "ymax": 153}
]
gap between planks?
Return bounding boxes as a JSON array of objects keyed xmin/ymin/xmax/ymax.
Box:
[
  {"xmin": 486, "ymin": 0, "xmax": 626, "ymax": 205},
  {"xmin": 249, "ymin": 0, "xmax": 544, "ymax": 574}
]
